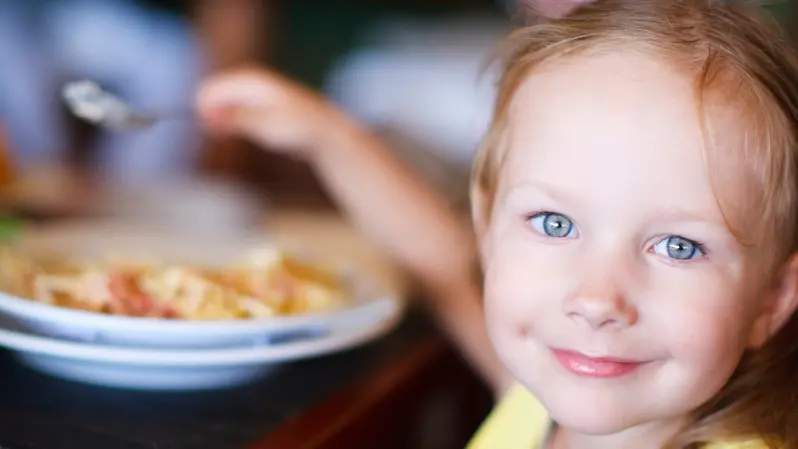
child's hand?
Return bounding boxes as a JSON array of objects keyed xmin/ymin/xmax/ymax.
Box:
[{"xmin": 196, "ymin": 68, "xmax": 349, "ymax": 157}]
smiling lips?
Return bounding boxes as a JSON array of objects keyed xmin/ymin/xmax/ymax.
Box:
[{"xmin": 551, "ymin": 348, "xmax": 646, "ymax": 378}]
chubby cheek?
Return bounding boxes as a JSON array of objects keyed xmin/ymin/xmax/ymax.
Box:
[
  {"xmin": 482, "ymin": 233, "xmax": 566, "ymax": 364},
  {"xmin": 483, "ymin": 265, "xmax": 541, "ymax": 376},
  {"xmin": 483, "ymin": 264, "xmax": 529, "ymax": 359},
  {"xmin": 651, "ymin": 275, "xmax": 755, "ymax": 397}
]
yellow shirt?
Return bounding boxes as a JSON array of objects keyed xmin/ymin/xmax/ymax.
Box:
[{"xmin": 466, "ymin": 384, "xmax": 772, "ymax": 449}]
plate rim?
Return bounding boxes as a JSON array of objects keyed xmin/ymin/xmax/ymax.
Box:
[{"xmin": 0, "ymin": 296, "xmax": 405, "ymax": 366}]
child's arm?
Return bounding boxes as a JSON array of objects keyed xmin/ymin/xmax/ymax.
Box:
[{"xmin": 197, "ymin": 68, "xmax": 512, "ymax": 395}]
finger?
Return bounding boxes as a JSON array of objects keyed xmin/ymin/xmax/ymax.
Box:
[
  {"xmin": 198, "ymin": 104, "xmax": 239, "ymax": 135},
  {"xmin": 223, "ymin": 106, "xmax": 284, "ymax": 148},
  {"xmin": 196, "ymin": 69, "xmax": 292, "ymax": 113},
  {"xmin": 230, "ymin": 107, "xmax": 313, "ymax": 154},
  {"xmin": 195, "ymin": 71, "xmax": 275, "ymax": 134}
]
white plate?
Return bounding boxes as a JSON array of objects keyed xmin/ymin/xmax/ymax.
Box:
[
  {"xmin": 0, "ymin": 222, "xmax": 404, "ymax": 348},
  {"xmin": 0, "ymin": 295, "xmax": 403, "ymax": 390}
]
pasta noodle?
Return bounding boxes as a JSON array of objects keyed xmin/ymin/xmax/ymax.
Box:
[{"xmin": 0, "ymin": 247, "xmax": 350, "ymax": 320}]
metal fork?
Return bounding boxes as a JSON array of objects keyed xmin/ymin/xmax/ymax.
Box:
[{"xmin": 61, "ymin": 80, "xmax": 190, "ymax": 131}]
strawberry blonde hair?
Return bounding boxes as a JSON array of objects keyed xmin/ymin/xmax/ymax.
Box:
[{"xmin": 472, "ymin": 1, "xmax": 798, "ymax": 447}]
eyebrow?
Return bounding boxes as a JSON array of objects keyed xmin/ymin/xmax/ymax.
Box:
[{"xmin": 501, "ymin": 179, "xmax": 585, "ymax": 209}]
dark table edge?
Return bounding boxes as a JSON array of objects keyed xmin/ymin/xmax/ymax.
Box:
[{"xmin": 248, "ymin": 333, "xmax": 448, "ymax": 449}]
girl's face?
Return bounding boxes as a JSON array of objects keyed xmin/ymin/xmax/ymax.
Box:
[{"xmin": 480, "ymin": 50, "xmax": 796, "ymax": 439}]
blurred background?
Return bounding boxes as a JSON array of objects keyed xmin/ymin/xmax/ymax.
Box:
[{"xmin": 0, "ymin": 0, "xmax": 794, "ymax": 230}]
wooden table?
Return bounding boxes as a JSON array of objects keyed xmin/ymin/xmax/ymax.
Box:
[{"xmin": 0, "ymin": 210, "xmax": 492, "ymax": 449}]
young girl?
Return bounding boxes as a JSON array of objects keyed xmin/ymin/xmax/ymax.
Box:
[
  {"xmin": 197, "ymin": 0, "xmax": 798, "ymax": 446},
  {"xmin": 469, "ymin": 0, "xmax": 798, "ymax": 447}
]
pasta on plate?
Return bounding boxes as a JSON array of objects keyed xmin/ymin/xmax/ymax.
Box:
[{"xmin": 0, "ymin": 247, "xmax": 350, "ymax": 320}]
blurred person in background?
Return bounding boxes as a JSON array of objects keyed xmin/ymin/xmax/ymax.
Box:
[{"xmin": 0, "ymin": 0, "xmax": 203, "ymax": 183}]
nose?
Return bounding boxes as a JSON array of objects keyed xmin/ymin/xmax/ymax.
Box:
[{"xmin": 564, "ymin": 278, "xmax": 638, "ymax": 330}]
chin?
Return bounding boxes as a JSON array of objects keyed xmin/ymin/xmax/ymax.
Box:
[
  {"xmin": 550, "ymin": 412, "xmax": 642, "ymax": 435},
  {"xmin": 542, "ymin": 396, "xmax": 648, "ymax": 435}
]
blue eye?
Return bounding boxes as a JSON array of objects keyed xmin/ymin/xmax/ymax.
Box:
[
  {"xmin": 528, "ymin": 213, "xmax": 577, "ymax": 238},
  {"xmin": 651, "ymin": 236, "xmax": 704, "ymax": 260}
]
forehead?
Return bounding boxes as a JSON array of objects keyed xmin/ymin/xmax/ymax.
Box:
[{"xmin": 499, "ymin": 49, "xmax": 759, "ymax": 226}]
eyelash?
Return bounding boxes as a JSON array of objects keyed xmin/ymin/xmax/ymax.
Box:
[
  {"xmin": 523, "ymin": 212, "xmax": 709, "ymax": 259},
  {"xmin": 651, "ymin": 235, "xmax": 709, "ymax": 259},
  {"xmin": 524, "ymin": 211, "xmax": 577, "ymax": 239}
]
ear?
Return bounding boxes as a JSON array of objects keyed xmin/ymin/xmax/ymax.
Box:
[{"xmin": 748, "ymin": 253, "xmax": 798, "ymax": 348}]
